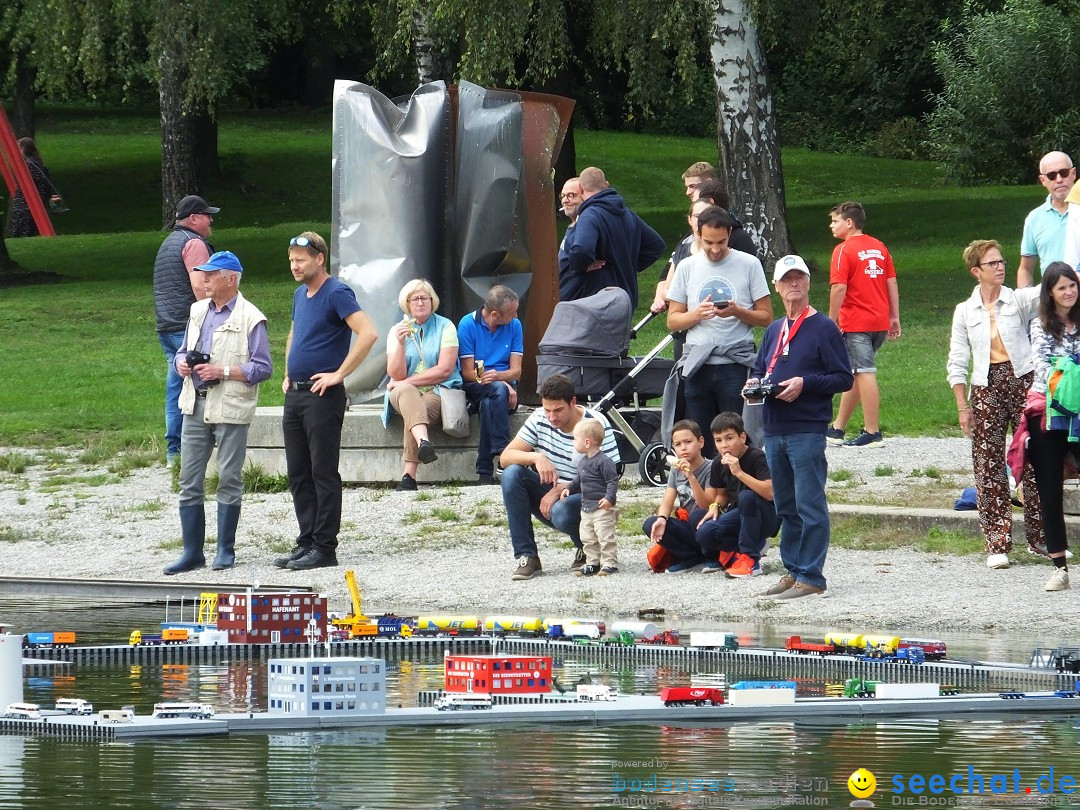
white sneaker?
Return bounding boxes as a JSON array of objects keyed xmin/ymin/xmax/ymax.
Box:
[
  {"xmin": 1046, "ymin": 568, "xmax": 1071, "ymax": 592},
  {"xmin": 986, "ymin": 553, "xmax": 1010, "ymax": 569}
]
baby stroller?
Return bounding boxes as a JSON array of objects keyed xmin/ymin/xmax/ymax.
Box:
[{"xmin": 535, "ymin": 287, "xmax": 680, "ymax": 486}]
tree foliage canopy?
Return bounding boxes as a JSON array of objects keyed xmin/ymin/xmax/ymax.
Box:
[
  {"xmin": 336, "ymin": 0, "xmax": 710, "ymax": 118},
  {"xmin": 927, "ymin": 0, "xmax": 1080, "ymax": 185},
  {"xmin": 747, "ymin": 0, "xmax": 966, "ymax": 151},
  {"xmin": 2, "ymin": 0, "xmax": 296, "ymax": 113}
]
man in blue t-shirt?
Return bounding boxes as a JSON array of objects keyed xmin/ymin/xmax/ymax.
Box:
[
  {"xmin": 275, "ymin": 232, "xmax": 377, "ymax": 571},
  {"xmin": 457, "ymin": 285, "xmax": 524, "ymax": 484}
]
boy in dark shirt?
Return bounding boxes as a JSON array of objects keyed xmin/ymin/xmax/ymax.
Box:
[
  {"xmin": 696, "ymin": 412, "xmax": 779, "ymax": 577},
  {"xmin": 563, "ymin": 419, "xmax": 620, "ymax": 576}
]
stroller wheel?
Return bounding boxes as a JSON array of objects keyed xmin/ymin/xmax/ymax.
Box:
[{"xmin": 638, "ymin": 442, "xmax": 668, "ymax": 488}]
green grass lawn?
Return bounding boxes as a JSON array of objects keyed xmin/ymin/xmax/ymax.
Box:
[{"xmin": 0, "ymin": 108, "xmax": 1046, "ymax": 452}]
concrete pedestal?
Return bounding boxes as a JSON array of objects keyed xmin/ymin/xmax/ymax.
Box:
[{"xmin": 246, "ymin": 405, "xmax": 531, "ymax": 484}]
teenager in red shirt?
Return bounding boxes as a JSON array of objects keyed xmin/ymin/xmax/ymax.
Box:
[{"xmin": 826, "ymin": 201, "xmax": 901, "ymax": 447}]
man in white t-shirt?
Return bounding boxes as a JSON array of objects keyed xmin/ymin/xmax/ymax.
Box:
[{"xmin": 666, "ymin": 206, "xmax": 772, "ymax": 457}]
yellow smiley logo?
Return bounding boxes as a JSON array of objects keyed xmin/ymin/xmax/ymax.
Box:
[{"xmin": 848, "ymin": 768, "xmax": 876, "ymax": 799}]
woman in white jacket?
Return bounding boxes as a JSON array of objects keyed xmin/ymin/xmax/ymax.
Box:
[{"xmin": 947, "ymin": 239, "xmax": 1044, "ymax": 570}]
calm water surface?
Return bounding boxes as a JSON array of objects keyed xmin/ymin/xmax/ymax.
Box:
[{"xmin": 2, "ymin": 598, "xmax": 1079, "ymax": 809}]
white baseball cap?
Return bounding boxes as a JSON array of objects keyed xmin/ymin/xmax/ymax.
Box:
[{"xmin": 773, "ymin": 254, "xmax": 811, "ymax": 283}]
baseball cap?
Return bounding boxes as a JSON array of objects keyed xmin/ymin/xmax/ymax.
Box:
[
  {"xmin": 176, "ymin": 194, "xmax": 221, "ymax": 219},
  {"xmin": 195, "ymin": 250, "xmax": 243, "ymax": 274},
  {"xmin": 772, "ymin": 254, "xmax": 811, "ymax": 283}
]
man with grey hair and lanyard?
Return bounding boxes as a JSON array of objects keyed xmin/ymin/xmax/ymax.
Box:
[{"xmin": 745, "ymin": 255, "xmax": 852, "ymax": 601}]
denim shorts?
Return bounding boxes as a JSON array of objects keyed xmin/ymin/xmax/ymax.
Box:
[{"xmin": 844, "ymin": 331, "xmax": 886, "ymax": 373}]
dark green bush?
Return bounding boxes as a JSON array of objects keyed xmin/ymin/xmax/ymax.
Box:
[
  {"xmin": 927, "ymin": 0, "xmax": 1080, "ymax": 184},
  {"xmin": 871, "ymin": 117, "xmax": 930, "ymax": 161}
]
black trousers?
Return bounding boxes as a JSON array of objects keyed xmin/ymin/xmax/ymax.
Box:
[
  {"xmin": 283, "ymin": 385, "xmax": 346, "ymax": 552},
  {"xmin": 1027, "ymin": 419, "xmax": 1074, "ymax": 556}
]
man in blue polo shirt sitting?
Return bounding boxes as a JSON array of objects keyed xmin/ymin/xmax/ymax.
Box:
[{"xmin": 458, "ymin": 285, "xmax": 524, "ymax": 484}]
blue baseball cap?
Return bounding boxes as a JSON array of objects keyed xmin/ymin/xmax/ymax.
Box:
[{"xmin": 196, "ymin": 250, "xmax": 243, "ymax": 274}]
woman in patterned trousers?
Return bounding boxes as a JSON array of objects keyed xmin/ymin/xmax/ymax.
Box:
[{"xmin": 947, "ymin": 239, "xmax": 1044, "ymax": 569}]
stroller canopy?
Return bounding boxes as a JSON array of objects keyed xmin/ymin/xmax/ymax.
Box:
[{"xmin": 538, "ymin": 287, "xmax": 633, "ymax": 358}]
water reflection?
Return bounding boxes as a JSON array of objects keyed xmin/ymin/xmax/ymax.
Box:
[{"xmin": 6, "ymin": 598, "xmax": 1080, "ymax": 808}]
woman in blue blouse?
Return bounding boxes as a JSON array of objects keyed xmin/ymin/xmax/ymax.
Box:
[{"xmin": 383, "ymin": 279, "xmax": 461, "ymax": 491}]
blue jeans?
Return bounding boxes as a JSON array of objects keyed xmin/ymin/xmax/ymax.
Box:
[
  {"xmin": 463, "ymin": 380, "xmax": 513, "ymax": 476},
  {"xmin": 178, "ymin": 396, "xmax": 249, "ymax": 508},
  {"xmin": 157, "ymin": 331, "xmax": 185, "ymax": 459},
  {"xmin": 642, "ymin": 508, "xmax": 708, "ymax": 564},
  {"xmin": 764, "ymin": 432, "xmax": 830, "ymax": 589},
  {"xmin": 501, "ymin": 464, "xmax": 581, "ymax": 559},
  {"xmin": 696, "ymin": 489, "xmax": 779, "ymax": 559},
  {"xmin": 683, "ymin": 363, "xmax": 748, "ymax": 457}
]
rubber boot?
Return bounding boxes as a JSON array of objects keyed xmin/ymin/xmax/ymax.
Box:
[
  {"xmin": 213, "ymin": 502, "xmax": 241, "ymax": 570},
  {"xmin": 164, "ymin": 504, "xmax": 206, "ymax": 575}
]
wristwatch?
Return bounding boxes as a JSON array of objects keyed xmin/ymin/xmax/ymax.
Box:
[{"xmin": 223, "ymin": 366, "xmax": 230, "ymax": 381}]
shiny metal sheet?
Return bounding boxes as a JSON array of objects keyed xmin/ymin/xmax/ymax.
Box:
[{"xmin": 332, "ymin": 80, "xmax": 451, "ymax": 399}]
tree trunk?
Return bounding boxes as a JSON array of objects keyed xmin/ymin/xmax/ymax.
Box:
[
  {"xmin": 412, "ymin": 5, "xmax": 453, "ymax": 84},
  {"xmin": 710, "ymin": 0, "xmax": 791, "ymax": 264},
  {"xmin": 159, "ymin": 46, "xmax": 199, "ymax": 228},
  {"xmin": 13, "ymin": 64, "xmax": 35, "ymax": 140}
]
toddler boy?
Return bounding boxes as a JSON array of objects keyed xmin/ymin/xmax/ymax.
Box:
[{"xmin": 563, "ymin": 419, "xmax": 620, "ymax": 575}]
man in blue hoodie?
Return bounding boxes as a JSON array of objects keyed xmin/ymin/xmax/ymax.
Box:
[{"xmin": 561, "ymin": 166, "xmax": 666, "ymax": 308}]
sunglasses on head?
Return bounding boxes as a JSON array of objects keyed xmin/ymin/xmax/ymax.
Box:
[
  {"xmin": 289, "ymin": 236, "xmax": 324, "ymax": 254},
  {"xmin": 1044, "ymin": 167, "xmax": 1074, "ymax": 182}
]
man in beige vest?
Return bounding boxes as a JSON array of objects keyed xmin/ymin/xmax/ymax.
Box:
[{"xmin": 165, "ymin": 250, "xmax": 272, "ymax": 574}]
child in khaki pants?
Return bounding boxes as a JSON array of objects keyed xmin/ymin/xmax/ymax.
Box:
[{"xmin": 562, "ymin": 419, "xmax": 619, "ymax": 575}]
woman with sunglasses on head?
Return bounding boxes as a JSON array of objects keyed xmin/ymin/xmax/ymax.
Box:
[
  {"xmin": 947, "ymin": 240, "xmax": 1044, "ymax": 570},
  {"xmin": 1027, "ymin": 261, "xmax": 1080, "ymax": 590},
  {"xmin": 382, "ymin": 279, "xmax": 462, "ymax": 491}
]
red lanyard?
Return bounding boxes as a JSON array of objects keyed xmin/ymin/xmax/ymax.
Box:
[{"xmin": 765, "ymin": 307, "xmax": 813, "ymax": 378}]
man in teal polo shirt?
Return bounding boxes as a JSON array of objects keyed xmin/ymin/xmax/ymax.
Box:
[
  {"xmin": 457, "ymin": 285, "xmax": 524, "ymax": 484},
  {"xmin": 1018, "ymin": 151, "xmax": 1074, "ymax": 288}
]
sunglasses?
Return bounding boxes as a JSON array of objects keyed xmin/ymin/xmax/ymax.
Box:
[
  {"xmin": 289, "ymin": 236, "xmax": 325, "ymax": 254},
  {"xmin": 1044, "ymin": 167, "xmax": 1074, "ymax": 182}
]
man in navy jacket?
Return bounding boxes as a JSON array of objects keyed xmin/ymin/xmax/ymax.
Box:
[
  {"xmin": 746, "ymin": 255, "xmax": 853, "ymax": 602},
  {"xmin": 561, "ymin": 166, "xmax": 665, "ymax": 308}
]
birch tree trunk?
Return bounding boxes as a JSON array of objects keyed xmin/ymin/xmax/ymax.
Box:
[
  {"xmin": 710, "ymin": 0, "xmax": 791, "ymax": 263},
  {"xmin": 412, "ymin": 4, "xmax": 453, "ymax": 85}
]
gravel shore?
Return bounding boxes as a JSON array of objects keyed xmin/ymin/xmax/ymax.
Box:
[{"xmin": 3, "ymin": 437, "xmax": 1078, "ymax": 638}]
